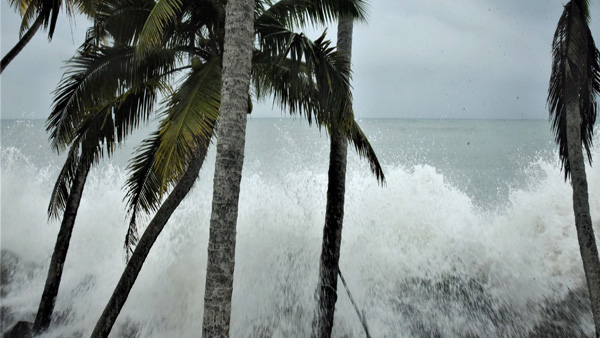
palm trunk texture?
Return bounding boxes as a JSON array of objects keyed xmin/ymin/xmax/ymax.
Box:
[
  {"xmin": 566, "ymin": 100, "xmax": 600, "ymax": 335},
  {"xmin": 559, "ymin": 2, "xmax": 600, "ymax": 335},
  {"xmin": 90, "ymin": 143, "xmax": 209, "ymax": 338},
  {"xmin": 312, "ymin": 17, "xmax": 352, "ymax": 338},
  {"xmin": 33, "ymin": 159, "xmax": 91, "ymax": 333},
  {"xmin": 201, "ymin": 0, "xmax": 254, "ymax": 336},
  {"xmin": 0, "ymin": 14, "xmax": 44, "ymax": 75}
]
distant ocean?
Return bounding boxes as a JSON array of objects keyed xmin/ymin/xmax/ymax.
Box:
[{"xmin": 1, "ymin": 118, "xmax": 598, "ymax": 337}]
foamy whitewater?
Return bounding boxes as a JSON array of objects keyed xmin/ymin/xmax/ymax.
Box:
[{"xmin": 1, "ymin": 118, "xmax": 599, "ymax": 337}]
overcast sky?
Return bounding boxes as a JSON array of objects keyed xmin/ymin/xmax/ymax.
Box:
[{"xmin": 1, "ymin": 0, "xmax": 599, "ymax": 120}]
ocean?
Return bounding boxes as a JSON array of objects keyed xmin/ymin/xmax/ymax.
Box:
[{"xmin": 1, "ymin": 118, "xmax": 598, "ymax": 337}]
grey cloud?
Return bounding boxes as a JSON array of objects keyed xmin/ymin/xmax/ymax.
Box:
[{"xmin": 1, "ymin": 0, "xmax": 599, "ymax": 120}]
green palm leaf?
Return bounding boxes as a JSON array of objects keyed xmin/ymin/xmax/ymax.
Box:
[
  {"xmin": 253, "ymin": 38, "xmax": 383, "ymax": 182},
  {"xmin": 253, "ymin": 52, "xmax": 323, "ymax": 124},
  {"xmin": 123, "ymin": 59, "xmax": 220, "ymax": 256},
  {"xmin": 123, "ymin": 131, "xmax": 163, "ymax": 259},
  {"xmin": 256, "ymin": 0, "xmax": 368, "ymax": 30},
  {"xmin": 47, "ymin": 143, "xmax": 80, "ymax": 220},
  {"xmin": 18, "ymin": 2, "xmax": 39, "ymax": 36},
  {"xmin": 346, "ymin": 118, "xmax": 385, "ymax": 183},
  {"xmin": 256, "ymin": 26, "xmax": 351, "ymax": 123},
  {"xmin": 136, "ymin": 0, "xmax": 183, "ymax": 54},
  {"xmin": 47, "ymin": 45, "xmax": 181, "ymax": 152},
  {"xmin": 94, "ymin": 0, "xmax": 155, "ymax": 45},
  {"xmin": 47, "ymin": 46, "xmax": 137, "ymax": 151},
  {"xmin": 153, "ymin": 56, "xmax": 220, "ymax": 184}
]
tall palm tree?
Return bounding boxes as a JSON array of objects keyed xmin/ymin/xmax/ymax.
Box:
[
  {"xmin": 31, "ymin": 11, "xmax": 172, "ymax": 330},
  {"xmin": 548, "ymin": 0, "xmax": 600, "ymax": 335},
  {"xmin": 32, "ymin": 153, "xmax": 91, "ymax": 333},
  {"xmin": 200, "ymin": 0, "xmax": 254, "ymax": 333},
  {"xmin": 312, "ymin": 13, "xmax": 380, "ymax": 337},
  {"xmin": 39, "ymin": 0, "xmax": 378, "ymax": 336},
  {"xmin": 0, "ymin": 0, "xmax": 95, "ymax": 74},
  {"xmin": 85, "ymin": 1, "xmax": 381, "ymax": 337}
]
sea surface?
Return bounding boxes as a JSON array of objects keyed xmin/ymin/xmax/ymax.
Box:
[{"xmin": 1, "ymin": 118, "xmax": 598, "ymax": 337}]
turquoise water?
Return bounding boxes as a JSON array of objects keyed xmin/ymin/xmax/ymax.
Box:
[{"xmin": 1, "ymin": 118, "xmax": 597, "ymax": 337}]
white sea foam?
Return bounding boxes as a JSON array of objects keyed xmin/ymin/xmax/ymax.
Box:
[{"xmin": 1, "ymin": 120, "xmax": 598, "ymax": 337}]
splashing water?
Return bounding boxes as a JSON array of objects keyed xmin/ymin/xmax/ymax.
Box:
[{"xmin": 1, "ymin": 119, "xmax": 598, "ymax": 337}]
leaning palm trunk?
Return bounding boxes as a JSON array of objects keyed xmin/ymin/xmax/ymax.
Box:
[
  {"xmin": 90, "ymin": 142, "xmax": 209, "ymax": 338},
  {"xmin": 33, "ymin": 158, "xmax": 91, "ymax": 333},
  {"xmin": 201, "ymin": 0, "xmax": 254, "ymax": 335},
  {"xmin": 312, "ymin": 17, "xmax": 353, "ymax": 338},
  {"xmin": 548, "ymin": 0, "xmax": 600, "ymax": 335},
  {"xmin": 566, "ymin": 100, "xmax": 600, "ymax": 335},
  {"xmin": 0, "ymin": 14, "xmax": 44, "ymax": 75}
]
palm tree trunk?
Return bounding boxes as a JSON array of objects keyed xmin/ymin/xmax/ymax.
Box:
[
  {"xmin": 313, "ymin": 130, "xmax": 348, "ymax": 338},
  {"xmin": 201, "ymin": 0, "xmax": 254, "ymax": 335},
  {"xmin": 90, "ymin": 143, "xmax": 209, "ymax": 338},
  {"xmin": 33, "ymin": 158, "xmax": 91, "ymax": 333},
  {"xmin": 312, "ymin": 17, "xmax": 352, "ymax": 338},
  {"xmin": 0, "ymin": 14, "xmax": 44, "ymax": 75},
  {"xmin": 566, "ymin": 100, "xmax": 600, "ymax": 335}
]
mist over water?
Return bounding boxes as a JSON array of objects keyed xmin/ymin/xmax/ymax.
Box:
[{"xmin": 1, "ymin": 119, "xmax": 598, "ymax": 337}]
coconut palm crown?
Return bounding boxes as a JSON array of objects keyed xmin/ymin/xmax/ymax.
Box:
[
  {"xmin": 45, "ymin": 0, "xmax": 383, "ymax": 260},
  {"xmin": 548, "ymin": 0, "xmax": 600, "ymax": 179}
]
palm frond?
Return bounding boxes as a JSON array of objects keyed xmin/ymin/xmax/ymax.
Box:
[
  {"xmin": 136, "ymin": 0, "xmax": 183, "ymax": 55},
  {"xmin": 548, "ymin": 0, "xmax": 600, "ymax": 179},
  {"xmin": 123, "ymin": 130, "xmax": 212, "ymax": 259},
  {"xmin": 253, "ymin": 33, "xmax": 383, "ymax": 183},
  {"xmin": 153, "ymin": 57, "xmax": 220, "ymax": 184},
  {"xmin": 19, "ymin": 3, "xmax": 39, "ymax": 37},
  {"xmin": 123, "ymin": 131, "xmax": 163, "ymax": 259},
  {"xmin": 346, "ymin": 118, "xmax": 385, "ymax": 183},
  {"xmin": 123, "ymin": 57, "xmax": 219, "ymax": 256},
  {"xmin": 94, "ymin": 0, "xmax": 155, "ymax": 45},
  {"xmin": 253, "ymin": 53, "xmax": 320, "ymax": 122},
  {"xmin": 47, "ymin": 45, "xmax": 182, "ymax": 152},
  {"xmin": 47, "ymin": 46, "xmax": 136, "ymax": 151},
  {"xmin": 256, "ymin": 26, "xmax": 352, "ymax": 124},
  {"xmin": 8, "ymin": 0, "xmax": 31, "ymax": 14},
  {"xmin": 48, "ymin": 143, "xmax": 80, "ymax": 219},
  {"xmin": 255, "ymin": 0, "xmax": 368, "ymax": 30}
]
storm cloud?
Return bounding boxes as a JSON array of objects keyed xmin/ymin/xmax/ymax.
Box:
[{"xmin": 1, "ymin": 0, "xmax": 599, "ymax": 119}]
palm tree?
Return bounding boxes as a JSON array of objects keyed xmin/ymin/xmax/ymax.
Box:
[
  {"xmin": 32, "ymin": 153, "xmax": 91, "ymax": 333},
  {"xmin": 80, "ymin": 0, "xmax": 380, "ymax": 335},
  {"xmin": 200, "ymin": 0, "xmax": 254, "ymax": 333},
  {"xmin": 31, "ymin": 14, "xmax": 173, "ymax": 330},
  {"xmin": 312, "ymin": 13, "xmax": 382, "ymax": 337},
  {"xmin": 548, "ymin": 0, "xmax": 600, "ymax": 334},
  {"xmin": 0, "ymin": 0, "xmax": 95, "ymax": 74}
]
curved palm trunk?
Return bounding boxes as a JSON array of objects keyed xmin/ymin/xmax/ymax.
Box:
[
  {"xmin": 90, "ymin": 143, "xmax": 209, "ymax": 338},
  {"xmin": 0, "ymin": 14, "xmax": 44, "ymax": 75},
  {"xmin": 549, "ymin": 1, "xmax": 600, "ymax": 335},
  {"xmin": 566, "ymin": 100, "xmax": 600, "ymax": 335},
  {"xmin": 201, "ymin": 0, "xmax": 254, "ymax": 335},
  {"xmin": 312, "ymin": 17, "xmax": 352, "ymax": 338},
  {"xmin": 33, "ymin": 158, "xmax": 91, "ymax": 333}
]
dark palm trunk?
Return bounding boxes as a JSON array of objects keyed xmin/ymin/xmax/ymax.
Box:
[
  {"xmin": 0, "ymin": 14, "xmax": 44, "ymax": 75},
  {"xmin": 313, "ymin": 130, "xmax": 348, "ymax": 337},
  {"xmin": 33, "ymin": 158, "xmax": 91, "ymax": 333},
  {"xmin": 90, "ymin": 143, "xmax": 208, "ymax": 338},
  {"xmin": 312, "ymin": 17, "xmax": 352, "ymax": 338},
  {"xmin": 550, "ymin": 2, "xmax": 600, "ymax": 334},
  {"xmin": 566, "ymin": 99, "xmax": 600, "ymax": 335}
]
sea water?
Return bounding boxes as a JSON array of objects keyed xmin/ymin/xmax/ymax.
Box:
[{"xmin": 0, "ymin": 118, "xmax": 598, "ymax": 337}]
